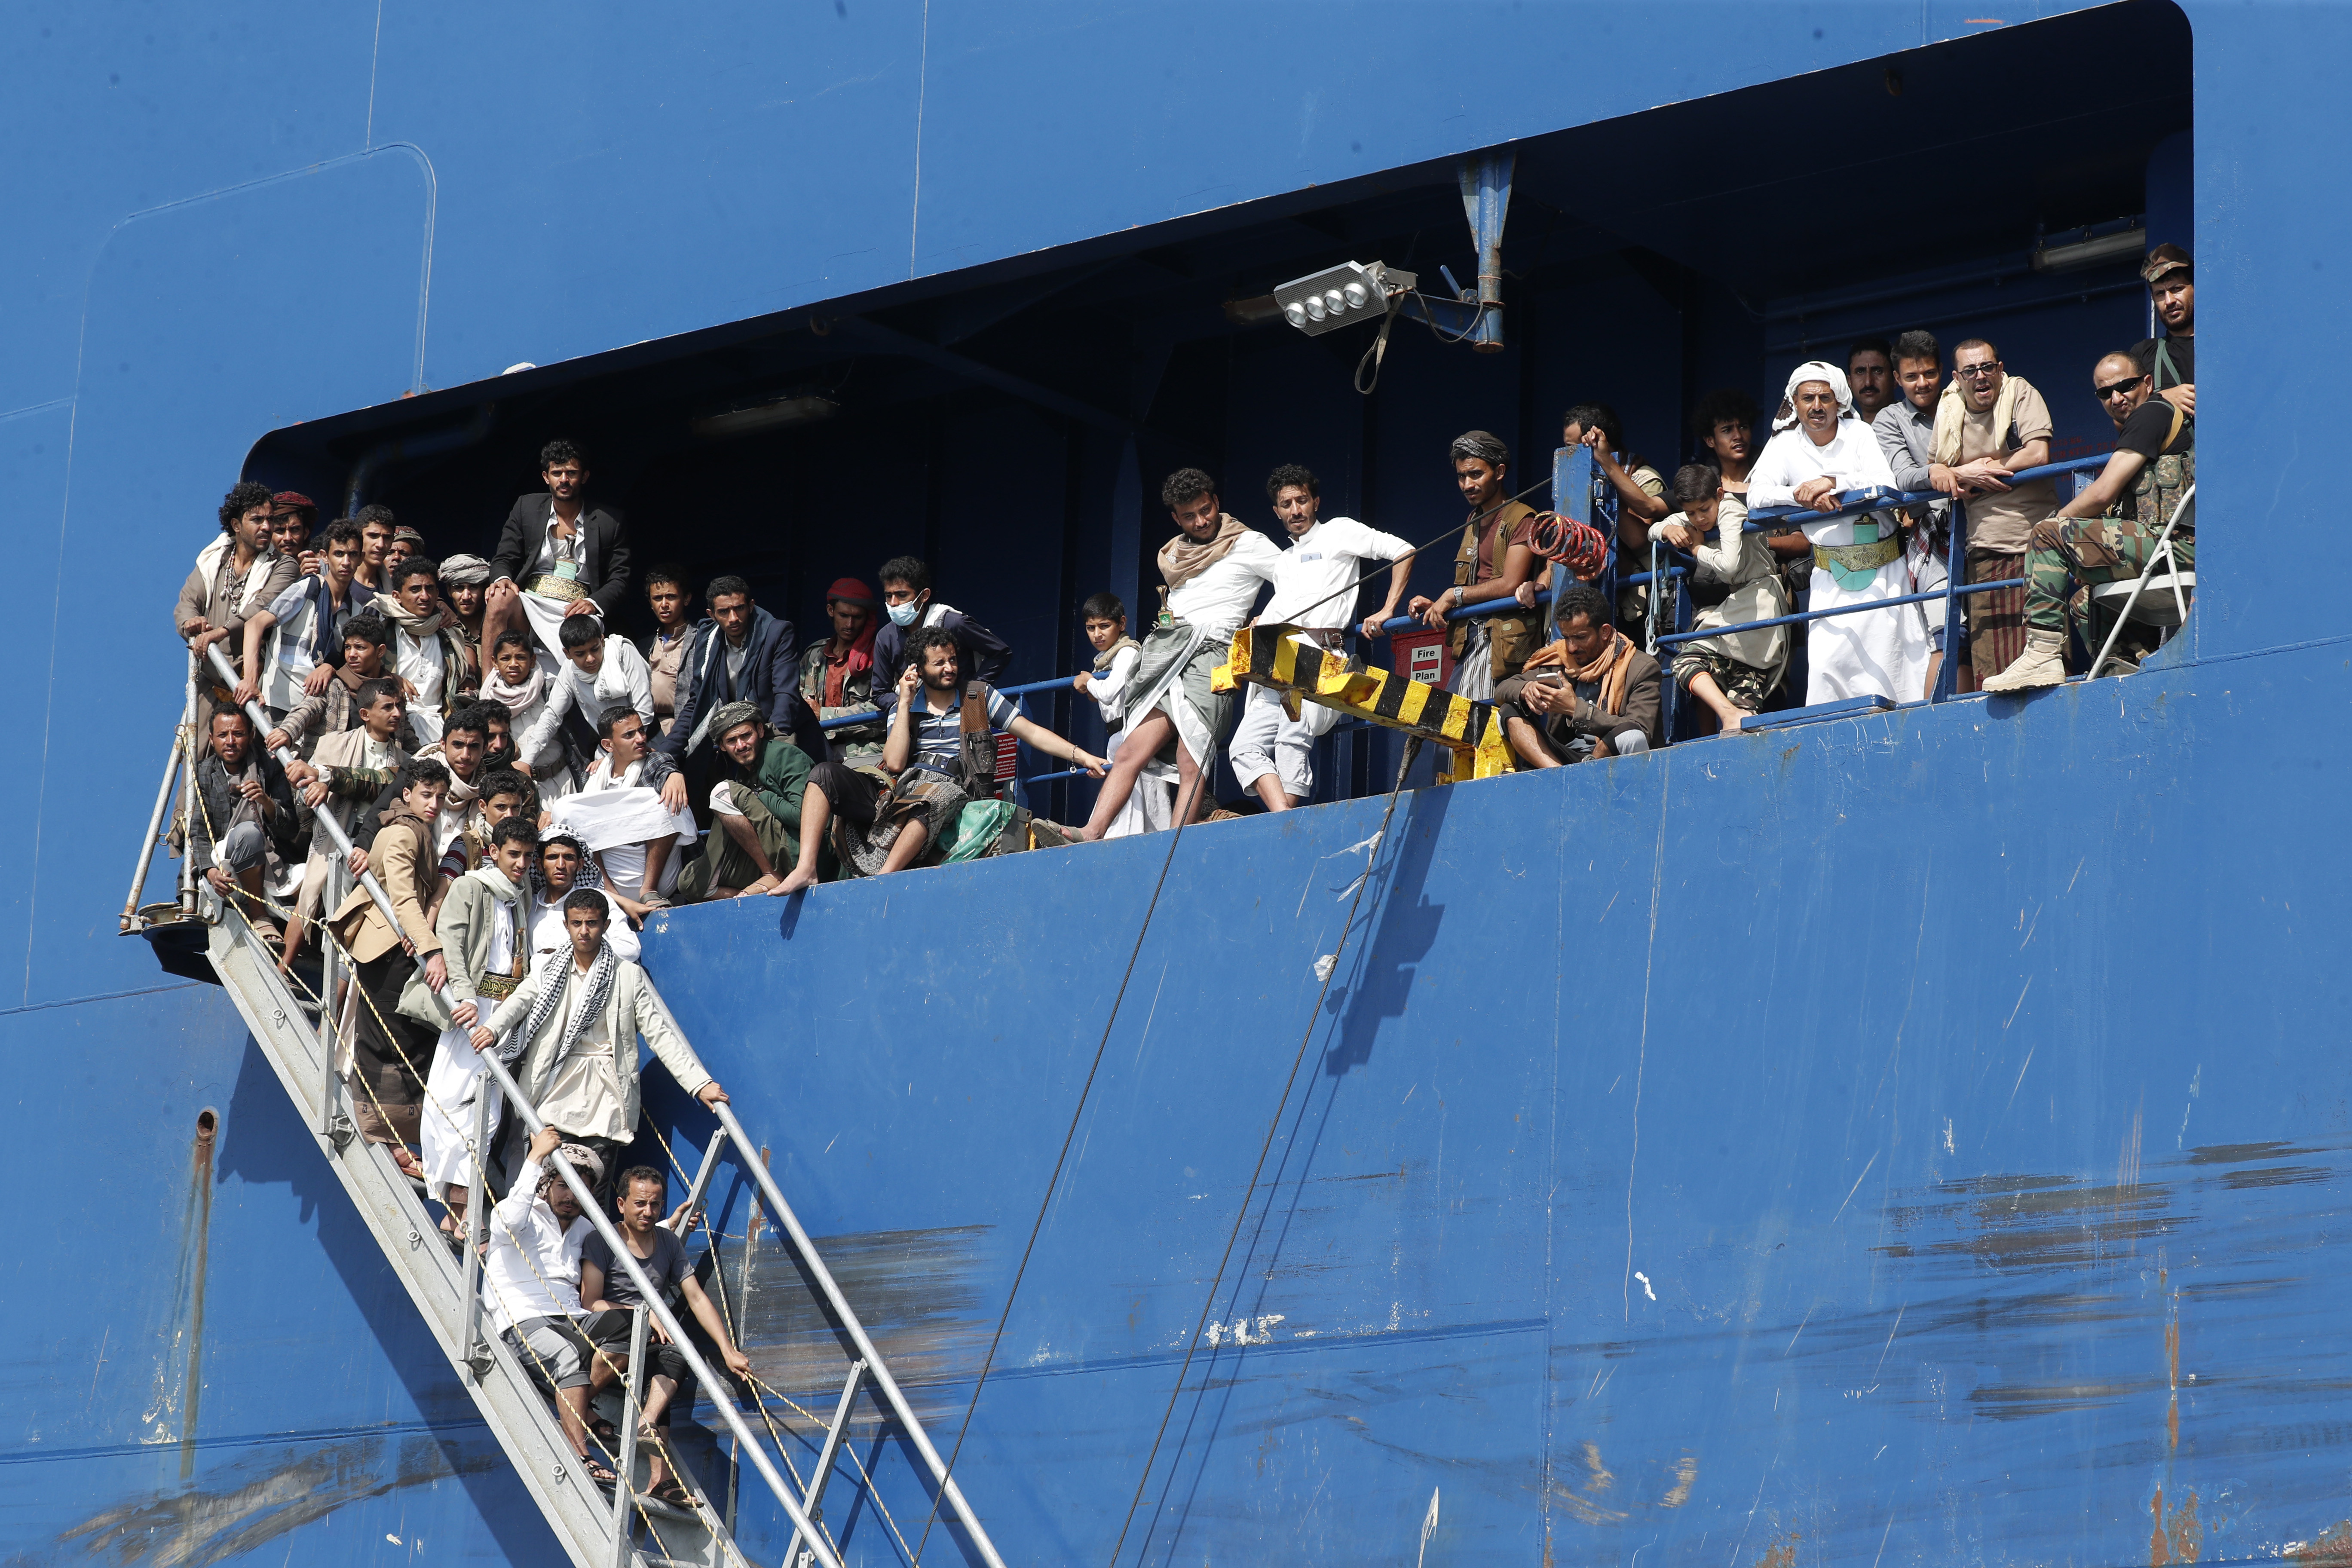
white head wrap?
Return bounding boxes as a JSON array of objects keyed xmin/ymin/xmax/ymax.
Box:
[{"xmin": 1773, "ymin": 361, "xmax": 1855, "ymax": 433}]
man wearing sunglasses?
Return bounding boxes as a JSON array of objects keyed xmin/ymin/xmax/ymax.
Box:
[
  {"xmin": 1982, "ymin": 351, "xmax": 2195, "ymax": 691},
  {"xmin": 1930, "ymin": 339, "xmax": 2056, "ymax": 684}
]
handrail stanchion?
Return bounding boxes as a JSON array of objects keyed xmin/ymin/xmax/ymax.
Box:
[
  {"xmin": 459, "ymin": 1075, "xmax": 493, "ymax": 1378},
  {"xmin": 1934, "ymin": 498, "xmax": 1968, "ymax": 702},
  {"xmin": 319, "ymin": 857, "xmax": 348, "ymax": 1142},
  {"xmin": 178, "ymin": 657, "xmax": 202, "ymax": 915},
  {"xmin": 124, "ymin": 658, "xmax": 196, "ymax": 930},
  {"xmin": 469, "ymin": 1050, "xmax": 848, "ymax": 1568},
  {"xmin": 708, "ymin": 1099, "xmax": 1011, "ymax": 1568},
  {"xmin": 201, "ymin": 643, "xmax": 404, "ymax": 933},
  {"xmin": 609, "ymin": 1305, "xmax": 652, "ymax": 1568},
  {"xmin": 2089, "ymin": 483, "xmax": 2197, "ymax": 678}
]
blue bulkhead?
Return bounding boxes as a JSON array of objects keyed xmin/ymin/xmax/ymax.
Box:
[{"xmin": 2, "ymin": 0, "xmax": 2344, "ymax": 1562}]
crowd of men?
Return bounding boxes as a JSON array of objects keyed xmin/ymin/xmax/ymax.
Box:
[{"xmin": 162, "ymin": 244, "xmax": 2196, "ymax": 1477}]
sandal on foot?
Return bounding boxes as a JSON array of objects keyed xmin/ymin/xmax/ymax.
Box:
[{"xmin": 652, "ymin": 1479, "xmax": 695, "ymax": 1509}]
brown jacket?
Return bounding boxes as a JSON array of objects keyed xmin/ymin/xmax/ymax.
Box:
[
  {"xmin": 329, "ymin": 800, "xmax": 441, "ymax": 963},
  {"xmin": 1494, "ymin": 645, "xmax": 1663, "ymax": 754},
  {"xmin": 175, "ymin": 543, "xmax": 298, "ymax": 645}
]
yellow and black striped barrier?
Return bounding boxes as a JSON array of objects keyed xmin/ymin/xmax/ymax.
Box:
[{"xmin": 1211, "ymin": 624, "xmax": 1514, "ymax": 781}]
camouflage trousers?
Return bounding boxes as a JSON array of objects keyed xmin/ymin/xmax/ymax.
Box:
[{"xmin": 2022, "ymin": 514, "xmax": 2196, "ymax": 640}]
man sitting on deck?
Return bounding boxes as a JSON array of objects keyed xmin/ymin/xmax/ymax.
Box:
[
  {"xmin": 674, "ymin": 701, "xmax": 814, "ymax": 900},
  {"xmin": 1747, "ymin": 361, "xmax": 1926, "ymax": 706},
  {"xmin": 550, "ymin": 708, "xmax": 695, "ymax": 918},
  {"xmin": 1982, "ymin": 349, "xmax": 2196, "ymax": 691},
  {"xmin": 1491, "ymin": 583, "xmax": 1662, "ymax": 766},
  {"xmin": 777, "ymin": 627, "xmax": 1103, "ymax": 888}
]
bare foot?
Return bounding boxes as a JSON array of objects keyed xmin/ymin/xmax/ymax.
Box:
[{"xmin": 770, "ymin": 866, "xmax": 818, "ymax": 895}]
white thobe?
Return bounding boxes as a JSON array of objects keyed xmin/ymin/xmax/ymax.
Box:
[
  {"xmin": 419, "ymin": 891, "xmax": 522, "ymax": 1190},
  {"xmin": 1749, "ymin": 420, "xmax": 1929, "ymax": 705}
]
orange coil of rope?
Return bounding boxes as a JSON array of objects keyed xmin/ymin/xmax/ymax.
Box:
[{"xmin": 1526, "ymin": 511, "xmax": 1609, "ymax": 582}]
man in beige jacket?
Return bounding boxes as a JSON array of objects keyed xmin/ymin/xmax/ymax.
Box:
[
  {"xmin": 473, "ymin": 889, "xmax": 727, "ymax": 1200},
  {"xmin": 328, "ymin": 757, "xmax": 450, "ymax": 1166}
]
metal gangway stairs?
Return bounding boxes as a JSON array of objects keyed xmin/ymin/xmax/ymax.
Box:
[{"xmin": 124, "ymin": 645, "xmax": 1009, "ymax": 1568}]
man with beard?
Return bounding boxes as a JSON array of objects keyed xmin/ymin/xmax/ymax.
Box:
[
  {"xmin": 674, "ymin": 702, "xmax": 814, "ymax": 900},
  {"xmin": 527, "ymin": 831, "xmax": 642, "ymax": 963},
  {"xmin": 796, "ymin": 578, "xmax": 883, "ymax": 766},
  {"xmin": 777, "ymin": 628, "xmax": 1102, "ymax": 887},
  {"xmin": 1748, "ymin": 361, "xmax": 1923, "ymax": 704},
  {"xmin": 326, "ymin": 756, "xmax": 451, "ymax": 1170},
  {"xmin": 1404, "ymin": 434, "xmax": 1542, "ymax": 701},
  {"xmin": 1078, "ymin": 468, "xmax": 1283, "ymax": 837},
  {"xmin": 2132, "ymin": 243, "xmax": 2196, "ymax": 417}
]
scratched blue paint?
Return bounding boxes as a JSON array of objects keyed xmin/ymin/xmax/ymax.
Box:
[{"xmin": 3, "ymin": 0, "xmax": 2341, "ymax": 1562}]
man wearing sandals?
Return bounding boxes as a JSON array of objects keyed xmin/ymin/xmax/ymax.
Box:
[
  {"xmin": 481, "ymin": 1127, "xmax": 635, "ymax": 1484},
  {"xmin": 473, "ymin": 891, "xmax": 728, "ymax": 1205},
  {"xmin": 580, "ymin": 1165, "xmax": 754, "ymax": 1508}
]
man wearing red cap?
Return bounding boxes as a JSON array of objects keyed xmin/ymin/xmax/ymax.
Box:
[
  {"xmin": 798, "ymin": 578, "xmax": 883, "ymax": 766},
  {"xmin": 270, "ymin": 492, "xmax": 319, "ymax": 577}
]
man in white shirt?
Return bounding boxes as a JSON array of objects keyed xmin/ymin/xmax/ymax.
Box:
[
  {"xmin": 1747, "ymin": 361, "xmax": 1927, "ymax": 705},
  {"xmin": 1230, "ymin": 465, "xmax": 1414, "ymax": 812},
  {"xmin": 549, "ymin": 710, "xmax": 695, "ymax": 917},
  {"xmin": 521, "ymin": 617, "xmax": 663, "ymax": 801},
  {"xmin": 528, "ymin": 833, "xmax": 640, "ymax": 965},
  {"xmin": 1077, "ymin": 469, "xmax": 1283, "ymax": 839},
  {"xmin": 479, "ymin": 1127, "xmax": 630, "ymax": 1478},
  {"xmin": 377, "ymin": 556, "xmax": 475, "ymax": 745}
]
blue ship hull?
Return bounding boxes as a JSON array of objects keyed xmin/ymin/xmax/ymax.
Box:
[{"xmin": 5, "ymin": 0, "xmax": 2342, "ymax": 1562}]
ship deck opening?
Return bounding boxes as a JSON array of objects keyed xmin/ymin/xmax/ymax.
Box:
[{"xmin": 246, "ymin": 0, "xmax": 2193, "ymax": 818}]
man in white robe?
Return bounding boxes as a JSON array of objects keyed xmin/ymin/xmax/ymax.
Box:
[{"xmin": 1747, "ymin": 361, "xmax": 1929, "ymax": 705}]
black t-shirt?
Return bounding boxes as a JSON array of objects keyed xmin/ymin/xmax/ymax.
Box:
[
  {"xmin": 2116, "ymin": 398, "xmax": 2192, "ymax": 464},
  {"xmin": 581, "ymin": 1226, "xmax": 687, "ymax": 1310},
  {"xmin": 2132, "ymin": 333, "xmax": 2195, "ymax": 390}
]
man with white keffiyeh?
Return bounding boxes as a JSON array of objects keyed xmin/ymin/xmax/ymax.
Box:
[{"xmin": 472, "ymin": 888, "xmax": 724, "ymax": 1198}]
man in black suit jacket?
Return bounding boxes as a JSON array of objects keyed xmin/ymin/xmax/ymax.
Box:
[{"xmin": 484, "ymin": 439, "xmax": 632, "ymax": 655}]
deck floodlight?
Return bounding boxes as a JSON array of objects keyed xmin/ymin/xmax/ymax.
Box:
[
  {"xmin": 692, "ymin": 394, "xmax": 839, "ymax": 440},
  {"xmin": 2032, "ymin": 226, "xmax": 2147, "ymax": 273},
  {"xmin": 1276, "ymin": 260, "xmax": 1414, "ymax": 336}
]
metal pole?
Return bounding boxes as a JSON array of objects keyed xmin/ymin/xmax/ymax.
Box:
[
  {"xmin": 609, "ymin": 1305, "xmax": 651, "ymax": 1568},
  {"xmin": 201, "ymin": 643, "xmax": 402, "ymax": 931},
  {"xmin": 1934, "ymin": 499, "xmax": 1967, "ymax": 702},
  {"xmin": 2090, "ymin": 484, "xmax": 2196, "ymax": 678},
  {"xmin": 784, "ymin": 1359, "xmax": 866, "ymax": 1568},
  {"xmin": 460, "ymin": 1075, "xmax": 493, "ymax": 1379},
  {"xmin": 673, "ymin": 1129, "xmax": 730, "ymax": 1238},
  {"xmin": 178, "ymin": 655, "xmax": 201, "ymax": 915},
  {"xmin": 126, "ymin": 671, "xmax": 196, "ymax": 930},
  {"xmin": 1457, "ymin": 151, "xmax": 1512, "ymax": 352},
  {"xmin": 320, "ymin": 855, "xmax": 350, "ymax": 1144},
  {"xmin": 711, "ymin": 1101, "xmax": 1011, "ymax": 1568},
  {"xmin": 472, "ymin": 1052, "xmax": 848, "ymax": 1568}
]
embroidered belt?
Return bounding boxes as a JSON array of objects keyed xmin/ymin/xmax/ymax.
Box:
[
  {"xmin": 475, "ymin": 973, "xmax": 521, "ymax": 1001},
  {"xmin": 524, "ymin": 573, "xmax": 590, "ymax": 604},
  {"xmin": 1811, "ymin": 534, "xmax": 1901, "ymax": 575}
]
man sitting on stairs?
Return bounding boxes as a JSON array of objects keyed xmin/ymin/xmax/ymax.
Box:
[{"xmin": 479, "ymin": 1126, "xmax": 634, "ymax": 1488}]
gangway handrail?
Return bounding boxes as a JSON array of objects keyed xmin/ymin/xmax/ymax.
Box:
[
  {"xmin": 199, "ymin": 640, "xmax": 406, "ymax": 934},
  {"xmin": 1739, "ymin": 453, "xmax": 2111, "ymax": 530},
  {"xmin": 469, "ymin": 1048, "xmax": 853, "ymax": 1568}
]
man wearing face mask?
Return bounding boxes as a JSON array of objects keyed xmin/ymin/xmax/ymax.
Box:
[{"xmin": 868, "ymin": 555, "xmax": 1013, "ymax": 705}]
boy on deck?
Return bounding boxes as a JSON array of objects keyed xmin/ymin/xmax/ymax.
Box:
[
  {"xmin": 522, "ymin": 617, "xmax": 664, "ymax": 805},
  {"xmin": 482, "ymin": 628, "xmax": 574, "ymax": 796},
  {"xmin": 1069, "ymin": 593, "xmax": 1171, "ymax": 839}
]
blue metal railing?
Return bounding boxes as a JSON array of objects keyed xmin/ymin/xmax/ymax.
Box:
[{"xmin": 805, "ymin": 451, "xmax": 2126, "ymax": 799}]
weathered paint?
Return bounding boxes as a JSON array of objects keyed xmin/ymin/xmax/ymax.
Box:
[{"xmin": 5, "ymin": 0, "xmax": 2349, "ymax": 1562}]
